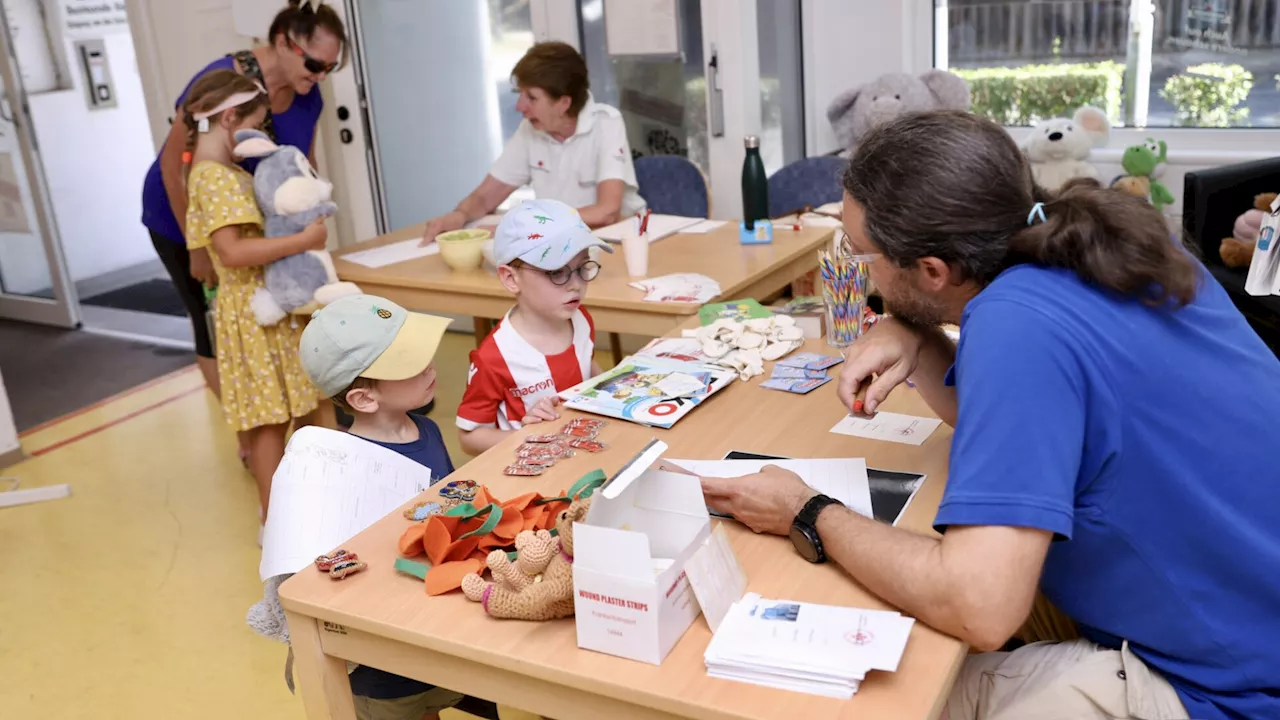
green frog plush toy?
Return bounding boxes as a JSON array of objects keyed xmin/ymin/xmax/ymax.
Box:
[{"xmin": 1119, "ymin": 139, "xmax": 1175, "ymax": 212}]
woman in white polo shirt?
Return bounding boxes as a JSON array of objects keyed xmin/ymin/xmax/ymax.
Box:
[{"xmin": 421, "ymin": 42, "xmax": 646, "ymax": 244}]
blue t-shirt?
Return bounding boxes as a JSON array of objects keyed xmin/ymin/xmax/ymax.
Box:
[
  {"xmin": 348, "ymin": 415, "xmax": 455, "ymax": 700},
  {"xmin": 140, "ymin": 56, "xmax": 324, "ymax": 243},
  {"xmin": 935, "ymin": 264, "xmax": 1280, "ymax": 720}
]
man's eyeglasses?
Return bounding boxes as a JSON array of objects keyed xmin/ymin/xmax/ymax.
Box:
[
  {"xmin": 288, "ymin": 36, "xmax": 339, "ymax": 75},
  {"xmin": 529, "ymin": 260, "xmax": 601, "ymax": 286}
]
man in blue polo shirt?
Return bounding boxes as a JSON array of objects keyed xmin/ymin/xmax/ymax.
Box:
[{"xmin": 697, "ymin": 112, "xmax": 1280, "ymax": 720}]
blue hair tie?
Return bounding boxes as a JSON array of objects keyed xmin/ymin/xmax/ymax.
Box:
[{"xmin": 1027, "ymin": 202, "xmax": 1047, "ymax": 226}]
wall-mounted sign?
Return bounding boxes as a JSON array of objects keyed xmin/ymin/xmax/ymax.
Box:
[{"xmin": 61, "ymin": 0, "xmax": 130, "ymax": 39}]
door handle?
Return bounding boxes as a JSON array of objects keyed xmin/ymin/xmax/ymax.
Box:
[{"xmin": 707, "ymin": 45, "xmax": 724, "ymax": 138}]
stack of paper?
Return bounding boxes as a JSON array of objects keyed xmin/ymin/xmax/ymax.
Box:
[
  {"xmin": 663, "ymin": 457, "xmax": 873, "ymax": 521},
  {"xmin": 704, "ymin": 593, "xmax": 915, "ymax": 699},
  {"xmin": 593, "ymin": 214, "xmax": 708, "ymax": 244},
  {"xmin": 629, "ymin": 273, "xmax": 721, "ymax": 303}
]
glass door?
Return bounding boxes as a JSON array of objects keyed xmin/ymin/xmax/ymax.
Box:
[
  {"xmin": 347, "ymin": 0, "xmax": 537, "ymax": 233},
  {"xmin": 577, "ymin": 0, "xmax": 710, "ymax": 174},
  {"xmin": 0, "ymin": 3, "xmax": 77, "ymax": 327},
  {"xmin": 569, "ymin": 0, "xmax": 805, "ymax": 216}
]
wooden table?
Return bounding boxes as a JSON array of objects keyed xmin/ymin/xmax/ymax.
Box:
[
  {"xmin": 279, "ymin": 335, "xmax": 967, "ymax": 720},
  {"xmin": 333, "ymin": 223, "xmax": 836, "ymax": 342}
]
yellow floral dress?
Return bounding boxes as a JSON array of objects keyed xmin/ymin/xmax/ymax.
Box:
[{"xmin": 186, "ymin": 161, "xmax": 318, "ymax": 431}]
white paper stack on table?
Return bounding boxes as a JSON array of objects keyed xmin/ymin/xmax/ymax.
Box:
[
  {"xmin": 704, "ymin": 593, "xmax": 915, "ymax": 699},
  {"xmin": 665, "ymin": 457, "xmax": 873, "ymax": 521},
  {"xmin": 593, "ymin": 214, "xmax": 721, "ymax": 244}
]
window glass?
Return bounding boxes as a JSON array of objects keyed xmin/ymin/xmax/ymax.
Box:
[{"xmin": 936, "ymin": 0, "xmax": 1277, "ymax": 128}]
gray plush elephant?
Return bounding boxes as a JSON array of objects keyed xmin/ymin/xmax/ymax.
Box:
[
  {"xmin": 826, "ymin": 70, "xmax": 971, "ymax": 153},
  {"xmin": 232, "ymin": 129, "xmax": 359, "ymax": 326}
]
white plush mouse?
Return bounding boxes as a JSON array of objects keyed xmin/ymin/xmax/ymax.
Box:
[{"xmin": 1022, "ymin": 106, "xmax": 1111, "ymax": 191}]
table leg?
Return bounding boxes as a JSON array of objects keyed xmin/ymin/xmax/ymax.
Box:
[
  {"xmin": 284, "ymin": 610, "xmax": 357, "ymax": 720},
  {"xmin": 609, "ymin": 332, "xmax": 624, "ymax": 366},
  {"xmin": 474, "ymin": 317, "xmax": 494, "ymax": 346}
]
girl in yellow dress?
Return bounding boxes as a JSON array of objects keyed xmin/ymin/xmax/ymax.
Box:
[{"xmin": 182, "ymin": 70, "xmax": 327, "ymax": 520}]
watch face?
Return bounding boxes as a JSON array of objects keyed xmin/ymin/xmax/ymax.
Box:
[{"xmin": 790, "ymin": 524, "xmax": 821, "ymax": 563}]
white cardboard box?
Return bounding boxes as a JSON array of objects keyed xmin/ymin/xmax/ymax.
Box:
[{"xmin": 573, "ymin": 440, "xmax": 710, "ymax": 665}]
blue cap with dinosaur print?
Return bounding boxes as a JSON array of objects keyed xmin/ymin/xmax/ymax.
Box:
[{"xmin": 492, "ymin": 198, "xmax": 613, "ymax": 271}]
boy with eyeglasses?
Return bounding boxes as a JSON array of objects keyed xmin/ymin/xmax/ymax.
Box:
[{"xmin": 456, "ymin": 198, "xmax": 610, "ymax": 455}]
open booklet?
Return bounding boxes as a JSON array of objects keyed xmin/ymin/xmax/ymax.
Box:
[{"xmin": 558, "ymin": 354, "xmax": 735, "ymax": 429}]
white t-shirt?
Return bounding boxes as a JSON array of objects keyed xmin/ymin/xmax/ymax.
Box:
[{"xmin": 489, "ymin": 97, "xmax": 646, "ymax": 218}]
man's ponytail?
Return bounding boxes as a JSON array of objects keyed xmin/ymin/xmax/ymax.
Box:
[{"xmin": 1009, "ymin": 178, "xmax": 1199, "ymax": 307}]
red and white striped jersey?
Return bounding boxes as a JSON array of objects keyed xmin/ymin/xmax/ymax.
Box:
[{"xmin": 456, "ymin": 308, "xmax": 595, "ymax": 432}]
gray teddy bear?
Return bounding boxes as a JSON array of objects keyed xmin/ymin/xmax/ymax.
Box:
[
  {"xmin": 232, "ymin": 129, "xmax": 359, "ymax": 325},
  {"xmin": 826, "ymin": 70, "xmax": 972, "ymax": 152}
]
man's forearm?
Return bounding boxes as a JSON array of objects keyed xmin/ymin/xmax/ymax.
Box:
[
  {"xmin": 908, "ymin": 324, "xmax": 958, "ymax": 426},
  {"xmin": 816, "ymin": 506, "xmax": 972, "ymax": 642}
]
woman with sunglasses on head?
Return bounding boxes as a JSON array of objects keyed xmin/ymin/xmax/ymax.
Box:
[
  {"xmin": 419, "ymin": 41, "xmax": 647, "ymax": 246},
  {"xmin": 139, "ymin": 0, "xmax": 345, "ymax": 463}
]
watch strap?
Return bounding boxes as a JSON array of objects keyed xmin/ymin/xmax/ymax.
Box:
[{"xmin": 797, "ymin": 493, "xmax": 843, "ymax": 528}]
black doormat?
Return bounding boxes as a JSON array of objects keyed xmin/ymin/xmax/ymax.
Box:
[{"xmin": 83, "ymin": 279, "xmax": 188, "ymax": 317}]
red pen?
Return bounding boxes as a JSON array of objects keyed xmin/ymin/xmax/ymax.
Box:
[{"xmin": 638, "ymin": 208, "xmax": 652, "ymax": 236}]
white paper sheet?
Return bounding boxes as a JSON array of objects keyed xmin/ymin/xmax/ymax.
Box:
[
  {"xmin": 466, "ymin": 214, "xmax": 504, "ymax": 229},
  {"xmin": 628, "ymin": 273, "xmax": 721, "ymax": 303},
  {"xmin": 703, "ymin": 592, "xmax": 915, "ymax": 698},
  {"xmin": 594, "ymin": 214, "xmax": 705, "ymax": 244},
  {"xmin": 684, "ymin": 523, "xmax": 748, "ymax": 633},
  {"xmin": 681, "ymin": 219, "xmax": 727, "ymax": 234},
  {"xmin": 341, "ymin": 238, "xmax": 441, "ymax": 269},
  {"xmin": 259, "ymin": 427, "xmax": 433, "ymax": 580},
  {"xmin": 829, "ymin": 412, "xmax": 943, "ymax": 446},
  {"xmin": 666, "ymin": 457, "xmax": 873, "ymax": 520}
]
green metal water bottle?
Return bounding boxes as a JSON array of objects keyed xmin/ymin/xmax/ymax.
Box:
[{"xmin": 741, "ymin": 135, "xmax": 769, "ymax": 230}]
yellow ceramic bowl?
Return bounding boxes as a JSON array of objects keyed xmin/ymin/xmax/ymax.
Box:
[{"xmin": 437, "ymin": 229, "xmax": 490, "ymax": 272}]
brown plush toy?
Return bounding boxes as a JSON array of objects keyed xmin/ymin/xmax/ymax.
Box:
[
  {"xmin": 1221, "ymin": 192, "xmax": 1277, "ymax": 269},
  {"xmin": 1111, "ymin": 175, "xmax": 1151, "ymax": 201},
  {"xmin": 460, "ymin": 496, "xmax": 591, "ymax": 621}
]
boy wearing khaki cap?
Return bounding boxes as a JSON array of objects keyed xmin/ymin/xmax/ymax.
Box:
[{"xmin": 299, "ymin": 294, "xmax": 492, "ymax": 720}]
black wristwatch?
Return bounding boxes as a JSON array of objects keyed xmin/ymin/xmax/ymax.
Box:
[{"xmin": 790, "ymin": 494, "xmax": 844, "ymax": 563}]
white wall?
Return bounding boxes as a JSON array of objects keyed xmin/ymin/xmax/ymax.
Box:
[
  {"xmin": 0, "ymin": 365, "xmax": 18, "ymax": 459},
  {"xmin": 28, "ymin": 29, "xmax": 157, "ymax": 284}
]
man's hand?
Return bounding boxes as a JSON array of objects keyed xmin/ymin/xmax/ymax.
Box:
[
  {"xmin": 420, "ymin": 210, "xmax": 466, "ymax": 246},
  {"xmin": 838, "ymin": 317, "xmax": 926, "ymax": 415},
  {"xmin": 520, "ymin": 395, "xmax": 563, "ymax": 425},
  {"xmin": 189, "ymin": 247, "xmax": 217, "ymax": 288},
  {"xmin": 699, "ymin": 465, "xmax": 817, "ymax": 535}
]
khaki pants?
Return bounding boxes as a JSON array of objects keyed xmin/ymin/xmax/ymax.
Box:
[
  {"xmin": 943, "ymin": 639, "xmax": 1188, "ymax": 720},
  {"xmin": 354, "ymin": 688, "xmax": 463, "ymax": 720}
]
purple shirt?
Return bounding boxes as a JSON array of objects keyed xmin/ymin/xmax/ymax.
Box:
[{"xmin": 140, "ymin": 56, "xmax": 323, "ymax": 243}]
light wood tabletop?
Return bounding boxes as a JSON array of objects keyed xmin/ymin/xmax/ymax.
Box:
[
  {"xmin": 278, "ymin": 335, "xmax": 966, "ymax": 720},
  {"xmin": 332, "ymin": 223, "xmax": 837, "ymax": 339}
]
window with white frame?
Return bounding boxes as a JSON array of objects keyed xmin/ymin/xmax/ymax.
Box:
[{"xmin": 934, "ymin": 0, "xmax": 1280, "ymax": 129}]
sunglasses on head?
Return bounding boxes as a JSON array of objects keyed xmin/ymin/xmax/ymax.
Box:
[{"xmin": 287, "ymin": 36, "xmax": 338, "ymax": 75}]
